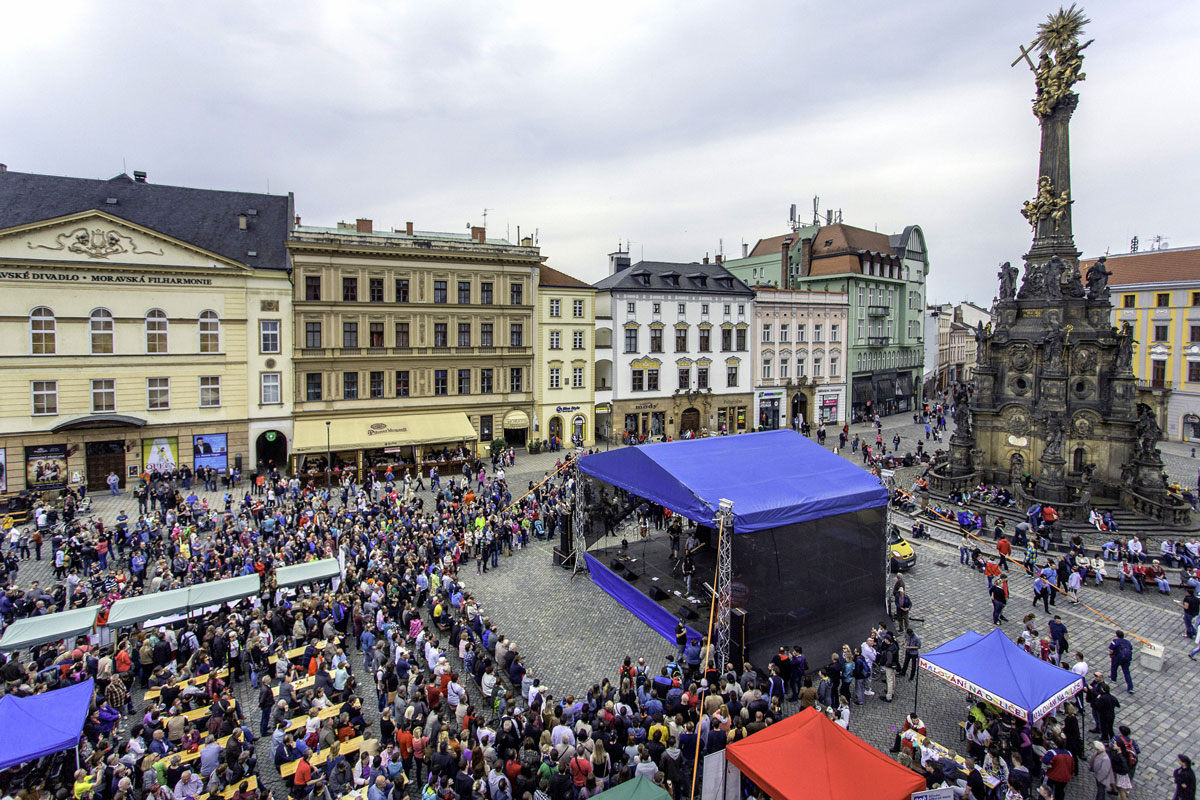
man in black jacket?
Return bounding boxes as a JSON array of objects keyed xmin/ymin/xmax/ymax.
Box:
[{"xmin": 257, "ymin": 676, "xmax": 274, "ymax": 737}]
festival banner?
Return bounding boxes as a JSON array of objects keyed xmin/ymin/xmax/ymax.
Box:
[
  {"xmin": 192, "ymin": 433, "xmax": 228, "ymax": 473},
  {"xmin": 142, "ymin": 437, "xmax": 179, "ymax": 474},
  {"xmin": 25, "ymin": 443, "xmax": 67, "ymax": 491}
]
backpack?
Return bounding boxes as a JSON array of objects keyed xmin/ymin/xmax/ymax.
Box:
[
  {"xmin": 1112, "ymin": 638, "xmax": 1132, "ymax": 662},
  {"xmin": 1108, "ymin": 746, "xmax": 1128, "ymax": 775}
]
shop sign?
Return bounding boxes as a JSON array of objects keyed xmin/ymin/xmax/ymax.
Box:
[
  {"xmin": 368, "ymin": 422, "xmax": 409, "ymax": 436},
  {"xmin": 555, "ymin": 405, "xmax": 581, "ymax": 413},
  {"xmin": 757, "ymin": 390, "xmax": 784, "ymax": 398},
  {"xmin": 25, "ymin": 443, "xmax": 67, "ymax": 491},
  {"xmin": 633, "ymin": 402, "xmax": 659, "ymax": 410},
  {"xmin": 0, "ymin": 270, "xmax": 214, "ymax": 286},
  {"xmin": 821, "ymin": 397, "xmax": 839, "ymax": 407}
]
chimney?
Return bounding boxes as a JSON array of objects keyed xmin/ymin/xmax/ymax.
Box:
[
  {"xmin": 702, "ymin": 254, "xmax": 710, "ymax": 265},
  {"xmin": 0, "ymin": 164, "xmax": 7, "ymax": 174},
  {"xmin": 133, "ymin": 171, "xmax": 147, "ymax": 183},
  {"xmin": 238, "ymin": 214, "xmax": 248, "ymax": 231},
  {"xmin": 781, "ymin": 236, "xmax": 793, "ymax": 290},
  {"xmin": 295, "ymin": 215, "xmax": 301, "ymax": 226},
  {"xmin": 799, "ymin": 237, "xmax": 813, "ymax": 279},
  {"xmin": 405, "ymin": 221, "xmax": 414, "ymax": 236},
  {"xmin": 471, "ymin": 226, "xmax": 486, "ymax": 244},
  {"xmin": 742, "ymin": 242, "xmax": 748, "ymax": 258},
  {"xmin": 356, "ymin": 218, "xmax": 373, "ymax": 234},
  {"xmin": 715, "ymin": 253, "xmax": 723, "ymax": 265},
  {"xmin": 521, "ymin": 236, "xmax": 533, "ymax": 246}
]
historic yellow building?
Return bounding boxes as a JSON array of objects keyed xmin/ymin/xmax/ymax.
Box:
[
  {"xmin": 286, "ymin": 220, "xmax": 542, "ymax": 481},
  {"xmin": 535, "ymin": 265, "xmax": 596, "ymax": 447},
  {"xmin": 0, "ymin": 169, "xmax": 294, "ymax": 494}
]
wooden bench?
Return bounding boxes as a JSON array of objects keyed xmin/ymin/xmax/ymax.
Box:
[
  {"xmin": 285, "ymin": 703, "xmax": 346, "ymax": 736},
  {"xmin": 269, "ymin": 641, "xmax": 328, "ymax": 668},
  {"xmin": 154, "ymin": 732, "xmax": 238, "ymax": 770},
  {"xmin": 197, "ymin": 775, "xmax": 257, "ymax": 800},
  {"xmin": 273, "ymin": 676, "xmax": 316, "ymax": 698},
  {"xmin": 280, "ymin": 736, "xmax": 364, "ymax": 778},
  {"xmin": 179, "ymin": 698, "xmax": 237, "ymax": 724},
  {"xmin": 146, "ymin": 668, "xmax": 230, "ymax": 701}
]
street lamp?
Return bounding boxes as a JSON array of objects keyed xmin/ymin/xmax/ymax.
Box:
[{"xmin": 325, "ymin": 420, "xmax": 331, "ymax": 488}]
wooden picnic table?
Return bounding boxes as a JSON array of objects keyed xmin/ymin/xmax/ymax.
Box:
[
  {"xmin": 269, "ymin": 640, "xmax": 328, "ymax": 667},
  {"xmin": 272, "ymin": 675, "xmax": 316, "ymax": 697},
  {"xmin": 912, "ymin": 733, "xmax": 1001, "ymax": 788},
  {"xmin": 179, "ymin": 697, "xmax": 237, "ymax": 724},
  {"xmin": 285, "ymin": 702, "xmax": 346, "ymax": 736},
  {"xmin": 197, "ymin": 775, "xmax": 257, "ymax": 800},
  {"xmin": 279, "ymin": 736, "xmax": 363, "ymax": 778},
  {"xmin": 146, "ymin": 668, "xmax": 230, "ymax": 701}
]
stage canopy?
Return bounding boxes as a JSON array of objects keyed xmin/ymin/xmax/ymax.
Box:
[
  {"xmin": 590, "ymin": 776, "xmax": 669, "ymax": 800},
  {"xmin": 725, "ymin": 707, "xmax": 925, "ymax": 800},
  {"xmin": 0, "ymin": 678, "xmax": 94, "ymax": 769},
  {"xmin": 0, "ymin": 605, "xmax": 99, "ymax": 652},
  {"xmin": 105, "ymin": 574, "xmax": 261, "ymax": 628},
  {"xmin": 578, "ymin": 430, "xmax": 886, "ymax": 532},
  {"xmin": 275, "ymin": 558, "xmax": 341, "ymax": 588},
  {"xmin": 919, "ymin": 629, "xmax": 1085, "ymax": 723}
]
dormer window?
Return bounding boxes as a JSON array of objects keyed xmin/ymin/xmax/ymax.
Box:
[
  {"xmin": 689, "ymin": 273, "xmax": 708, "ymax": 288},
  {"xmin": 631, "ymin": 270, "xmax": 651, "ymax": 287},
  {"xmin": 663, "ymin": 272, "xmax": 680, "ymax": 287}
]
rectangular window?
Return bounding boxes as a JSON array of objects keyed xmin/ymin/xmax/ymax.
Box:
[
  {"xmin": 305, "ymin": 275, "xmax": 321, "ymax": 301},
  {"xmin": 510, "ymin": 283, "xmax": 523, "ymax": 305},
  {"xmin": 395, "ymin": 371, "xmax": 410, "ymax": 397},
  {"xmin": 647, "ymin": 369, "xmax": 659, "ymax": 391},
  {"xmin": 701, "ymin": 303, "xmax": 709, "ymax": 315},
  {"xmin": 480, "ymin": 368, "xmax": 493, "ymax": 394},
  {"xmin": 510, "ymin": 323, "xmax": 523, "ymax": 347},
  {"xmin": 1190, "ymin": 362, "xmax": 1200, "ymax": 383},
  {"xmin": 678, "ymin": 367, "xmax": 690, "ymax": 388},
  {"xmin": 341, "ymin": 372, "xmax": 358, "ymax": 399},
  {"xmin": 1157, "ymin": 293, "xmax": 1170, "ymax": 307},
  {"xmin": 305, "ymin": 322, "xmax": 322, "ymax": 349},
  {"xmin": 814, "ymin": 324, "xmax": 824, "ymax": 342},
  {"xmin": 780, "ymin": 360, "xmax": 790, "ymax": 379},
  {"xmin": 762, "ymin": 360, "xmax": 772, "ymax": 380},
  {"xmin": 549, "ymin": 331, "xmax": 561, "ymax": 350},
  {"xmin": 480, "ymin": 282, "xmax": 493, "ymax": 305},
  {"xmin": 434, "ymin": 281, "xmax": 447, "ymax": 304},
  {"xmin": 200, "ymin": 375, "xmax": 221, "ymax": 407},
  {"xmin": 762, "ymin": 323, "xmax": 772, "ymax": 343},
  {"xmin": 675, "ymin": 328, "xmax": 687, "ymax": 352},
  {"xmin": 798, "ymin": 358, "xmax": 807, "ymax": 377},
  {"xmin": 1191, "ymin": 325, "xmax": 1200, "ymax": 343},
  {"xmin": 721, "ymin": 329, "xmax": 732, "ymax": 351},
  {"xmin": 697, "ymin": 367, "xmax": 709, "ymax": 390},
  {"xmin": 573, "ymin": 366, "xmax": 584, "ymax": 388},
  {"xmin": 1121, "ymin": 294, "xmax": 1134, "ymax": 308},
  {"xmin": 574, "ymin": 299, "xmax": 584, "ymax": 318},
  {"xmin": 829, "ymin": 356, "xmax": 839, "ymax": 378},
  {"xmin": 260, "ymin": 320, "xmax": 280, "ymax": 353},
  {"xmin": 549, "ymin": 299, "xmax": 561, "ymax": 317},
  {"xmin": 650, "ymin": 328, "xmax": 663, "ymax": 353},
  {"xmin": 342, "ymin": 321, "xmax": 358, "ymax": 348},
  {"xmin": 1193, "ymin": 292, "xmax": 1200, "ymax": 307},
  {"xmin": 458, "ymin": 281, "xmax": 471, "ymax": 304},
  {"xmin": 91, "ymin": 379, "xmax": 115, "ymax": 413},
  {"xmin": 549, "ymin": 367, "xmax": 561, "ymax": 389},
  {"xmin": 459, "ymin": 323, "xmax": 472, "ymax": 347},
  {"xmin": 652, "ymin": 302, "xmax": 661, "ymax": 314},
  {"xmin": 813, "ymin": 360, "xmax": 823, "ymax": 378},
  {"xmin": 857, "ymin": 319, "xmax": 864, "ymax": 341},
  {"xmin": 395, "ymin": 322, "xmax": 410, "ymax": 348},
  {"xmin": 726, "ymin": 365, "xmax": 738, "ymax": 387},
  {"xmin": 797, "ymin": 324, "xmax": 806, "ymax": 342},
  {"xmin": 780, "ymin": 326, "xmax": 789, "ymax": 343},
  {"xmin": 627, "ymin": 302, "xmax": 636, "ymax": 314},
  {"xmin": 369, "ymin": 278, "xmax": 384, "ymax": 303},
  {"xmin": 433, "ymin": 369, "xmax": 447, "ymax": 395},
  {"xmin": 434, "ymin": 323, "xmax": 448, "ymax": 348},
  {"xmin": 305, "ymin": 373, "xmax": 323, "ymax": 401},
  {"xmin": 458, "ymin": 369, "xmax": 471, "ymax": 395},
  {"xmin": 1154, "ymin": 324, "xmax": 1168, "ymax": 342},
  {"xmin": 342, "ymin": 276, "xmax": 358, "ymax": 302},
  {"xmin": 573, "ymin": 330, "xmax": 584, "ymax": 349},
  {"xmin": 738, "ymin": 305, "xmax": 745, "ymax": 316},
  {"xmin": 261, "ymin": 372, "xmax": 281, "ymax": 404},
  {"xmin": 678, "ymin": 303, "xmax": 686, "ymax": 316},
  {"xmin": 147, "ymin": 377, "xmax": 169, "ymax": 410},
  {"xmin": 370, "ymin": 370, "xmax": 384, "ymax": 398},
  {"xmin": 858, "ymin": 286, "xmax": 864, "ymax": 306},
  {"xmin": 480, "ymin": 414, "xmax": 493, "ymax": 441},
  {"xmin": 625, "ymin": 328, "xmax": 639, "ymax": 353},
  {"xmin": 736, "ymin": 329, "xmax": 747, "ymax": 351},
  {"xmin": 395, "ymin": 279, "xmax": 410, "ymax": 303},
  {"xmin": 631, "ymin": 369, "xmax": 644, "ymax": 392},
  {"xmin": 370, "ymin": 322, "xmax": 384, "ymax": 347},
  {"xmin": 699, "ymin": 328, "xmax": 711, "ymax": 352},
  {"xmin": 480, "ymin": 323, "xmax": 494, "ymax": 347},
  {"xmin": 509, "ymin": 367, "xmax": 523, "ymax": 392},
  {"xmin": 830, "ymin": 323, "xmax": 840, "ymax": 342}
]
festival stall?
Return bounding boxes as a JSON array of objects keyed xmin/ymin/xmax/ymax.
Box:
[
  {"xmin": 724, "ymin": 707, "xmax": 926, "ymax": 800},
  {"xmin": 589, "ymin": 776, "xmax": 670, "ymax": 800},
  {"xmin": 274, "ymin": 558, "xmax": 341, "ymax": 588},
  {"xmin": 918, "ymin": 629, "xmax": 1085, "ymax": 723},
  {"xmin": 0, "ymin": 605, "xmax": 100, "ymax": 652},
  {"xmin": 104, "ymin": 574, "xmax": 260, "ymax": 628},
  {"xmin": 0, "ymin": 679, "xmax": 94, "ymax": 769}
]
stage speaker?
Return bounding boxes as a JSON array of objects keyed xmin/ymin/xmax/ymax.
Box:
[
  {"xmin": 554, "ymin": 530, "xmax": 571, "ymax": 568},
  {"xmin": 624, "ymin": 572, "xmax": 638, "ymax": 582},
  {"xmin": 682, "ymin": 607, "xmax": 700, "ymax": 621},
  {"xmin": 650, "ymin": 586, "xmax": 669, "ymax": 601},
  {"xmin": 610, "ymin": 560, "xmax": 625, "ymax": 572},
  {"xmin": 728, "ymin": 608, "xmax": 747, "ymax": 670}
]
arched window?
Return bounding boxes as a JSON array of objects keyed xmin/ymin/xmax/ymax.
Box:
[
  {"xmin": 198, "ymin": 311, "xmax": 220, "ymax": 353},
  {"xmin": 30, "ymin": 307, "xmax": 55, "ymax": 354},
  {"xmin": 90, "ymin": 308, "xmax": 114, "ymax": 354},
  {"xmin": 145, "ymin": 309, "xmax": 168, "ymax": 354}
]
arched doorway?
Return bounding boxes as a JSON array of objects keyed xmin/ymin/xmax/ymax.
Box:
[
  {"xmin": 680, "ymin": 407, "xmax": 701, "ymax": 436},
  {"xmin": 548, "ymin": 416, "xmax": 564, "ymax": 442},
  {"xmin": 1185, "ymin": 413, "xmax": 1200, "ymax": 441},
  {"xmin": 1072, "ymin": 446, "xmax": 1087, "ymax": 474},
  {"xmin": 256, "ymin": 430, "xmax": 287, "ymax": 472},
  {"xmin": 791, "ymin": 392, "xmax": 808, "ymax": 429},
  {"xmin": 572, "ymin": 415, "xmax": 586, "ymax": 443}
]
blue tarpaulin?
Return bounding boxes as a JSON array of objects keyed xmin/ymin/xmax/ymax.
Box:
[
  {"xmin": 579, "ymin": 430, "xmax": 886, "ymax": 532},
  {"xmin": 585, "ymin": 555, "xmax": 701, "ymax": 643},
  {"xmin": 0, "ymin": 678, "xmax": 93, "ymax": 769},
  {"xmin": 919, "ymin": 630, "xmax": 1084, "ymax": 723}
]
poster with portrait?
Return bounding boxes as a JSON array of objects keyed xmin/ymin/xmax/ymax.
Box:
[
  {"xmin": 192, "ymin": 433, "xmax": 228, "ymax": 473},
  {"xmin": 25, "ymin": 444, "xmax": 67, "ymax": 491},
  {"xmin": 142, "ymin": 437, "xmax": 179, "ymax": 475}
]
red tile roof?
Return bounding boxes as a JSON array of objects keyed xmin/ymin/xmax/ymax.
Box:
[
  {"xmin": 1081, "ymin": 246, "xmax": 1200, "ymax": 286},
  {"xmin": 538, "ymin": 264, "xmax": 593, "ymax": 289}
]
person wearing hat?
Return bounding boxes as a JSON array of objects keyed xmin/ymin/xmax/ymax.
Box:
[{"xmin": 1147, "ymin": 560, "xmax": 1172, "ymax": 594}]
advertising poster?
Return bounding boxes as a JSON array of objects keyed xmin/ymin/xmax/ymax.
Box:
[
  {"xmin": 192, "ymin": 433, "xmax": 228, "ymax": 472},
  {"xmin": 25, "ymin": 443, "xmax": 67, "ymax": 490},
  {"xmin": 0, "ymin": 447, "xmax": 6, "ymax": 493},
  {"xmin": 142, "ymin": 437, "xmax": 179, "ymax": 474}
]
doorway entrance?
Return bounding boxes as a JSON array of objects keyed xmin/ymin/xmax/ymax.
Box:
[
  {"xmin": 791, "ymin": 392, "xmax": 808, "ymax": 429},
  {"xmin": 680, "ymin": 407, "xmax": 701, "ymax": 436},
  {"xmin": 256, "ymin": 430, "xmax": 288, "ymax": 473},
  {"xmin": 572, "ymin": 415, "xmax": 586, "ymax": 443},
  {"xmin": 504, "ymin": 427, "xmax": 527, "ymax": 446},
  {"xmin": 86, "ymin": 440, "xmax": 125, "ymax": 492},
  {"xmin": 548, "ymin": 416, "xmax": 564, "ymax": 442}
]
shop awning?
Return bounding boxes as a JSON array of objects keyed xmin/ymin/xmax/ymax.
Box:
[
  {"xmin": 852, "ymin": 382, "xmax": 873, "ymax": 403},
  {"xmin": 503, "ymin": 409, "xmax": 530, "ymax": 429},
  {"xmin": 274, "ymin": 558, "xmax": 341, "ymax": 588},
  {"xmin": 875, "ymin": 378, "xmax": 895, "ymax": 398},
  {"xmin": 0, "ymin": 605, "xmax": 100, "ymax": 652},
  {"xmin": 292, "ymin": 412, "xmax": 478, "ymax": 454},
  {"xmin": 105, "ymin": 574, "xmax": 260, "ymax": 628}
]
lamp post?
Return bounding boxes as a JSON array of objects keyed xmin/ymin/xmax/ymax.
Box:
[{"xmin": 325, "ymin": 420, "xmax": 331, "ymax": 488}]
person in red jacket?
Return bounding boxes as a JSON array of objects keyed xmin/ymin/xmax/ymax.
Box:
[{"xmin": 1043, "ymin": 747, "xmax": 1075, "ymax": 800}]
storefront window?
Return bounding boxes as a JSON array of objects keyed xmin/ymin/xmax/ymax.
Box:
[{"xmin": 651, "ymin": 412, "xmax": 665, "ymax": 436}]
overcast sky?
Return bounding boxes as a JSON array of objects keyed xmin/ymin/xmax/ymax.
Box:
[{"xmin": 5, "ymin": 1, "xmax": 1198, "ymax": 303}]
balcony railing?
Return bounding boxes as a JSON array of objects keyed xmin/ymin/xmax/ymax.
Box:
[
  {"xmin": 867, "ymin": 305, "xmax": 890, "ymax": 317},
  {"xmin": 1137, "ymin": 380, "xmax": 1172, "ymax": 391},
  {"xmin": 867, "ymin": 336, "xmax": 891, "ymax": 347}
]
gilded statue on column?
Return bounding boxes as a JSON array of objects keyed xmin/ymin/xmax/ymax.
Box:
[{"xmin": 1015, "ymin": 5, "xmax": 1093, "ymax": 118}]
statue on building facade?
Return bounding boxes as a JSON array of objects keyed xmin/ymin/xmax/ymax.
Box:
[
  {"xmin": 998, "ymin": 261, "xmax": 1018, "ymax": 301},
  {"xmin": 1044, "ymin": 415, "xmax": 1066, "ymax": 460},
  {"xmin": 953, "ymin": 385, "xmax": 972, "ymax": 438},
  {"xmin": 1135, "ymin": 403, "xmax": 1162, "ymax": 460},
  {"xmin": 1115, "ymin": 322, "xmax": 1134, "ymax": 373},
  {"xmin": 1043, "ymin": 321, "xmax": 1066, "ymax": 371},
  {"xmin": 1085, "ymin": 256, "xmax": 1112, "ymax": 302}
]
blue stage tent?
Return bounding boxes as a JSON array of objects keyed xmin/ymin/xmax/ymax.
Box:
[
  {"xmin": 578, "ymin": 430, "xmax": 886, "ymax": 532},
  {"xmin": 0, "ymin": 678, "xmax": 94, "ymax": 769},
  {"xmin": 918, "ymin": 629, "xmax": 1084, "ymax": 723}
]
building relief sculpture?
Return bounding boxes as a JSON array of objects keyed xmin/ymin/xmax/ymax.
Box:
[{"xmin": 28, "ymin": 227, "xmax": 165, "ymax": 259}]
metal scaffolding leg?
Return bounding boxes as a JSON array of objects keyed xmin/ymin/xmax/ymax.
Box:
[
  {"xmin": 571, "ymin": 476, "xmax": 590, "ymax": 577},
  {"xmin": 713, "ymin": 499, "xmax": 734, "ymax": 673}
]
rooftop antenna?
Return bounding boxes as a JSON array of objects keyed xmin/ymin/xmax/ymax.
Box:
[
  {"xmin": 789, "ymin": 203, "xmax": 798, "ymax": 232},
  {"xmin": 1130, "ymin": 235, "xmax": 1139, "ymax": 253},
  {"xmin": 482, "ymin": 208, "xmax": 493, "ymax": 228},
  {"xmin": 812, "ymin": 196, "xmax": 820, "ymax": 226},
  {"xmin": 122, "ymin": 157, "xmax": 127, "ymax": 175},
  {"xmin": 718, "ymin": 238, "xmax": 724, "ymax": 258}
]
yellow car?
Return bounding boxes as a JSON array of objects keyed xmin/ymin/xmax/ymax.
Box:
[{"xmin": 888, "ymin": 527, "xmax": 917, "ymax": 573}]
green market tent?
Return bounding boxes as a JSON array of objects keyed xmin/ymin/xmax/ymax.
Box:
[
  {"xmin": 105, "ymin": 574, "xmax": 260, "ymax": 628},
  {"xmin": 0, "ymin": 606, "xmax": 100, "ymax": 652},
  {"xmin": 590, "ymin": 777, "xmax": 670, "ymax": 800},
  {"xmin": 274, "ymin": 558, "xmax": 341, "ymax": 588}
]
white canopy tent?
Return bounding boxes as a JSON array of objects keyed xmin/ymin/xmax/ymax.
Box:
[
  {"xmin": 0, "ymin": 606, "xmax": 100, "ymax": 652},
  {"xmin": 105, "ymin": 574, "xmax": 260, "ymax": 628}
]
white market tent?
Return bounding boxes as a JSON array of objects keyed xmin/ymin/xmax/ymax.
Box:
[
  {"xmin": 0, "ymin": 605, "xmax": 101, "ymax": 652},
  {"xmin": 274, "ymin": 558, "xmax": 340, "ymax": 588},
  {"xmin": 105, "ymin": 574, "xmax": 260, "ymax": 628}
]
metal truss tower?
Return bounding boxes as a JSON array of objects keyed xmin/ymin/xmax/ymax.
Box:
[
  {"xmin": 571, "ymin": 475, "xmax": 590, "ymax": 577},
  {"xmin": 713, "ymin": 499, "xmax": 734, "ymax": 672}
]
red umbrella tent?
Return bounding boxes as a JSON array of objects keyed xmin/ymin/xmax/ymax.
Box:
[{"xmin": 724, "ymin": 708, "xmax": 926, "ymax": 800}]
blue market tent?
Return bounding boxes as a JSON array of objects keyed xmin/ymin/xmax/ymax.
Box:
[
  {"xmin": 0, "ymin": 678, "xmax": 94, "ymax": 769},
  {"xmin": 578, "ymin": 430, "xmax": 886, "ymax": 532},
  {"xmin": 919, "ymin": 629, "xmax": 1085, "ymax": 723}
]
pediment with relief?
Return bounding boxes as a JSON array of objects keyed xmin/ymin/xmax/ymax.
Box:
[{"xmin": 0, "ymin": 212, "xmax": 247, "ymax": 271}]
